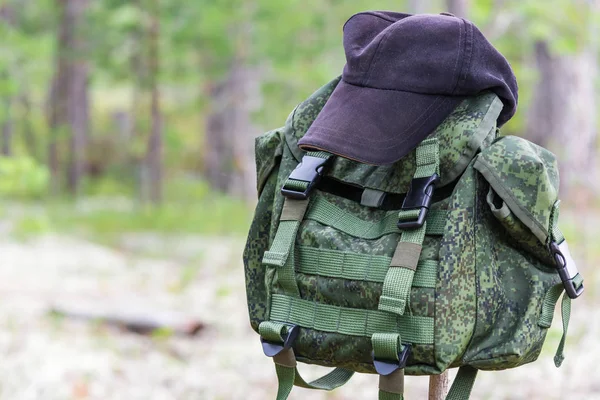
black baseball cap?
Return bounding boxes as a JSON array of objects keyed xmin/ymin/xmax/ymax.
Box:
[{"xmin": 298, "ymin": 11, "xmax": 518, "ymax": 165}]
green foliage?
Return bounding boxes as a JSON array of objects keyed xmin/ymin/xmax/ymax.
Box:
[
  {"xmin": 82, "ymin": 176, "xmax": 134, "ymax": 197},
  {"xmin": 8, "ymin": 176, "xmax": 252, "ymax": 242},
  {"xmin": 0, "ymin": 156, "xmax": 50, "ymax": 199},
  {"xmin": 467, "ymin": 0, "xmax": 599, "ymax": 135},
  {"xmin": 53, "ymin": 199, "xmax": 250, "ymax": 236},
  {"xmin": 1, "ymin": 0, "xmax": 599, "ymax": 235},
  {"xmin": 12, "ymin": 213, "xmax": 51, "ymax": 239}
]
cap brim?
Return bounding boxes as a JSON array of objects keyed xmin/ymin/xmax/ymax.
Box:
[{"xmin": 298, "ymin": 80, "xmax": 464, "ymax": 165}]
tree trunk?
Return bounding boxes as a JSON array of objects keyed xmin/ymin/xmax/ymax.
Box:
[
  {"xmin": 203, "ymin": 80, "xmax": 230, "ymax": 193},
  {"xmin": 48, "ymin": 9, "xmax": 69, "ymax": 194},
  {"xmin": 146, "ymin": 0, "xmax": 162, "ymax": 204},
  {"xmin": 202, "ymin": 62, "xmax": 258, "ymax": 199},
  {"xmin": 202, "ymin": 8, "xmax": 258, "ymax": 200},
  {"xmin": 128, "ymin": 0, "xmax": 149, "ymax": 202},
  {"xmin": 224, "ymin": 55, "xmax": 259, "ymax": 199},
  {"xmin": 50, "ymin": 0, "xmax": 90, "ymax": 196},
  {"xmin": 445, "ymin": 0, "xmax": 470, "ymax": 17},
  {"xmin": 68, "ymin": 48, "xmax": 89, "ymax": 195},
  {"xmin": 0, "ymin": 7, "xmax": 14, "ymax": 157},
  {"xmin": 1, "ymin": 89, "xmax": 12, "ymax": 156},
  {"xmin": 526, "ymin": 40, "xmax": 597, "ymax": 200},
  {"xmin": 66, "ymin": 0, "xmax": 89, "ymax": 196},
  {"xmin": 20, "ymin": 90, "xmax": 38, "ymax": 159}
]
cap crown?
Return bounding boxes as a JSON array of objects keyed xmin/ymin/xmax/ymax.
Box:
[{"xmin": 341, "ymin": 12, "xmax": 518, "ymax": 124}]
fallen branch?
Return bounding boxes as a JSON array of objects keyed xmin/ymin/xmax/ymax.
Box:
[{"xmin": 49, "ymin": 301, "xmax": 204, "ymax": 336}]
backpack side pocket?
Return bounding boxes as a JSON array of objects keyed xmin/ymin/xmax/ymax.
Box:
[
  {"xmin": 464, "ymin": 135, "xmax": 563, "ymax": 369},
  {"xmin": 473, "ymin": 135, "xmax": 559, "ymax": 250}
]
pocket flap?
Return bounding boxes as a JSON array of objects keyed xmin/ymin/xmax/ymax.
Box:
[{"xmin": 473, "ymin": 135, "xmax": 559, "ymax": 243}]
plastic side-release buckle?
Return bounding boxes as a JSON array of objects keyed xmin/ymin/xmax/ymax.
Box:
[
  {"xmin": 397, "ymin": 174, "xmax": 440, "ymax": 229},
  {"xmin": 281, "ymin": 155, "xmax": 332, "ymax": 200},
  {"xmin": 372, "ymin": 344, "xmax": 412, "ymax": 376},
  {"xmin": 260, "ymin": 324, "xmax": 299, "ymax": 357},
  {"xmin": 550, "ymin": 240, "xmax": 584, "ymax": 299}
]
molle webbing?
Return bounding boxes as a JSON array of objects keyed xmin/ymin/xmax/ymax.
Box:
[
  {"xmin": 305, "ymin": 196, "xmax": 448, "ymax": 239},
  {"xmin": 269, "ymin": 294, "xmax": 434, "ymax": 344},
  {"xmin": 262, "ymin": 198, "xmax": 310, "ymax": 298},
  {"xmin": 295, "ymin": 246, "xmax": 438, "ymax": 287}
]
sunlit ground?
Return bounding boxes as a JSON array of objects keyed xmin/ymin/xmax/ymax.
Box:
[{"xmin": 0, "ymin": 201, "xmax": 597, "ymax": 400}]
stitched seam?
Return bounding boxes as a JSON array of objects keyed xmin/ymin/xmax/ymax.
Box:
[
  {"xmin": 449, "ymin": 18, "xmax": 466, "ymax": 94},
  {"xmin": 455, "ymin": 19, "xmax": 474, "ymax": 95},
  {"xmin": 362, "ymin": 28, "xmax": 392, "ymax": 86}
]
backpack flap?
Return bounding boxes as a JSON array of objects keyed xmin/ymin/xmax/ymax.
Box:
[{"xmin": 283, "ymin": 77, "xmax": 504, "ymax": 196}]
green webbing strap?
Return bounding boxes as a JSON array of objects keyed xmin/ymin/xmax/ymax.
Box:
[
  {"xmin": 270, "ymin": 294, "xmax": 434, "ymax": 343},
  {"xmin": 274, "ymin": 358, "xmax": 295, "ymax": 400},
  {"xmin": 413, "ymin": 138, "xmax": 441, "ymax": 180},
  {"xmin": 379, "ymin": 387, "xmax": 404, "ymax": 400},
  {"xmin": 377, "ymin": 366, "xmax": 480, "ymax": 400},
  {"xmin": 259, "ymin": 320, "xmax": 290, "ymax": 342},
  {"xmin": 372, "ymin": 333, "xmax": 406, "ymax": 400},
  {"xmin": 292, "ymin": 365, "xmax": 354, "ymax": 389},
  {"xmin": 259, "ymin": 322, "xmax": 297, "ymax": 399},
  {"xmin": 445, "ymin": 366, "xmax": 478, "ymax": 400},
  {"xmin": 551, "ymin": 273, "xmax": 582, "ymax": 367},
  {"xmin": 295, "ymin": 245, "xmax": 438, "ymax": 287},
  {"xmin": 379, "ymin": 138, "xmax": 439, "ymax": 316},
  {"xmin": 538, "ymin": 283, "xmax": 564, "ymax": 329},
  {"xmin": 372, "ymin": 332, "xmax": 403, "ymax": 361},
  {"xmin": 259, "ymin": 321, "xmax": 354, "ymax": 399},
  {"xmin": 378, "ymin": 232, "xmax": 425, "ymax": 315},
  {"xmin": 262, "ymin": 198, "xmax": 310, "ymax": 297},
  {"xmin": 305, "ymin": 196, "xmax": 447, "ymax": 239},
  {"xmin": 282, "ymin": 179, "xmax": 309, "ymax": 192},
  {"xmin": 543, "ymin": 201, "xmax": 582, "ymax": 367},
  {"xmin": 272, "ymin": 351, "xmax": 354, "ymax": 399},
  {"xmin": 554, "ymin": 291, "xmax": 571, "ymax": 367}
]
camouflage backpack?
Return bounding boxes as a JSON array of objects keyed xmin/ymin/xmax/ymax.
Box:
[{"xmin": 243, "ymin": 77, "xmax": 584, "ymax": 399}]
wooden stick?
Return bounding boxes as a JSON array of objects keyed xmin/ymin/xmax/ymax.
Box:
[{"xmin": 428, "ymin": 371, "xmax": 449, "ymax": 400}]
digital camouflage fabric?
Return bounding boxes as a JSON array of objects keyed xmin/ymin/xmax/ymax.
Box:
[{"xmin": 243, "ymin": 77, "xmax": 583, "ymax": 399}]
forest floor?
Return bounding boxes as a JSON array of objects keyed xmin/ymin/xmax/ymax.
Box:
[{"xmin": 0, "ymin": 209, "xmax": 598, "ymax": 400}]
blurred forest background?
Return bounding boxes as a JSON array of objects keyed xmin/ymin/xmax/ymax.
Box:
[
  {"xmin": 0, "ymin": 0, "xmax": 599, "ymax": 399},
  {"xmin": 0, "ymin": 0, "xmax": 599, "ymax": 236}
]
